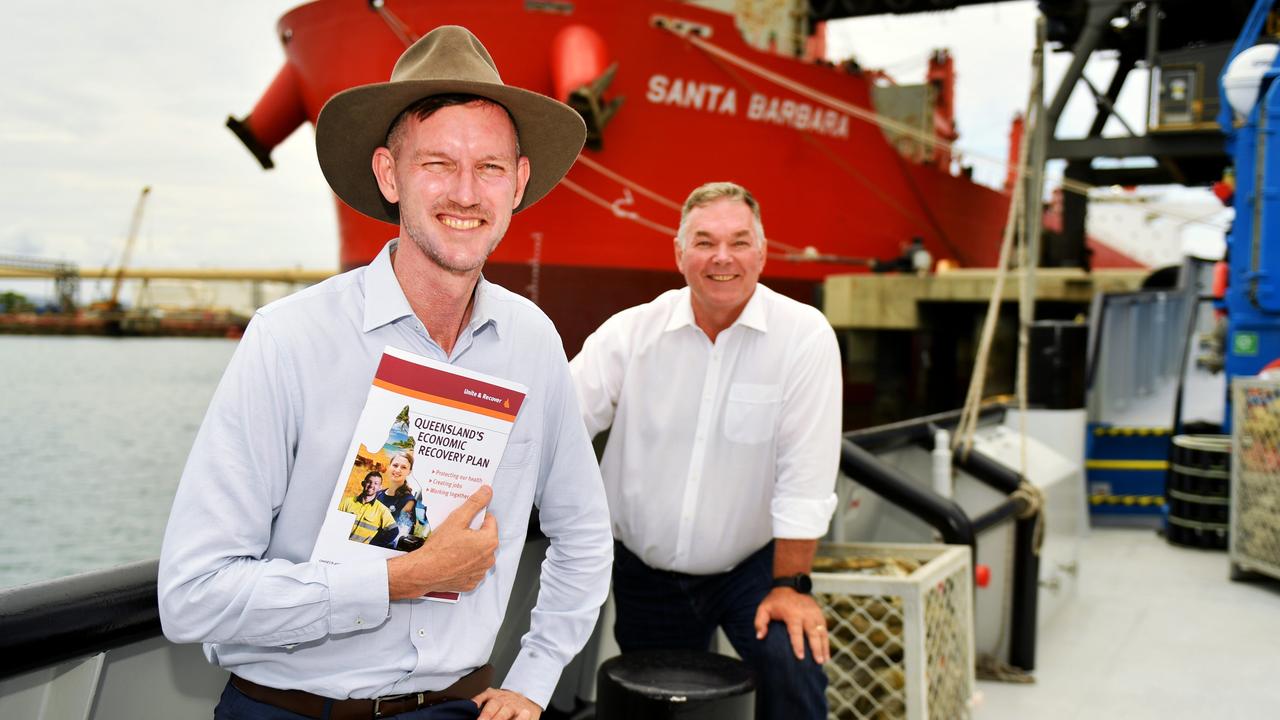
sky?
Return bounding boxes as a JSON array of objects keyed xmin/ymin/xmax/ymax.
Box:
[
  {"xmin": 2, "ymin": 1, "xmax": 333, "ymax": 275},
  {"xmin": 0, "ymin": 1, "xmax": 1229, "ymax": 304}
]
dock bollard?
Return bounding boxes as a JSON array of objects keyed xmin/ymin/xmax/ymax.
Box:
[{"xmin": 595, "ymin": 649, "xmax": 756, "ymax": 719}]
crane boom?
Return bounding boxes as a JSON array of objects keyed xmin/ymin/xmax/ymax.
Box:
[{"xmin": 109, "ymin": 186, "xmax": 151, "ymax": 310}]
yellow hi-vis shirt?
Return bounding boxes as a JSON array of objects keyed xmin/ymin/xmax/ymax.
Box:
[{"xmin": 337, "ymin": 495, "xmax": 397, "ymax": 544}]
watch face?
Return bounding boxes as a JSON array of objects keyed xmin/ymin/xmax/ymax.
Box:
[
  {"xmin": 775, "ymin": 573, "xmax": 813, "ymax": 593},
  {"xmin": 795, "ymin": 574, "xmax": 813, "ymax": 594}
]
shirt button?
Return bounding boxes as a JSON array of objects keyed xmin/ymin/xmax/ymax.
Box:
[
  {"xmin": 418, "ymin": 628, "xmax": 426, "ymax": 638},
  {"xmin": 355, "ymin": 618, "xmax": 363, "ymax": 626}
]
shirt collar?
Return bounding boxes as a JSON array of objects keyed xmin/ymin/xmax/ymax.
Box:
[
  {"xmin": 663, "ymin": 288, "xmax": 697, "ymax": 333},
  {"xmin": 663, "ymin": 285, "xmax": 769, "ymax": 334},
  {"xmin": 735, "ymin": 286, "xmax": 769, "ymax": 332},
  {"xmin": 362, "ymin": 240, "xmax": 502, "ymax": 339},
  {"xmin": 469, "ymin": 276, "xmax": 501, "ymax": 340},
  {"xmin": 362, "ymin": 240, "xmax": 415, "ymax": 333}
]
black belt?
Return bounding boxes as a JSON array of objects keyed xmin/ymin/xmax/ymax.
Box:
[{"xmin": 230, "ymin": 664, "xmax": 493, "ymax": 719}]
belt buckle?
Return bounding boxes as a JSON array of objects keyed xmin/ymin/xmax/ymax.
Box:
[{"xmin": 372, "ymin": 692, "xmax": 425, "ymax": 718}]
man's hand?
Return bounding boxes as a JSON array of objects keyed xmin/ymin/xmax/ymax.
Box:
[
  {"xmin": 753, "ymin": 587, "xmax": 830, "ymax": 664},
  {"xmin": 473, "ymin": 688, "xmax": 542, "ymax": 720},
  {"xmin": 387, "ymin": 486, "xmax": 498, "ymax": 600}
]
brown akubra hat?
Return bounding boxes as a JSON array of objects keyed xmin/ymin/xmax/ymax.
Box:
[{"xmin": 315, "ymin": 25, "xmax": 586, "ymax": 225}]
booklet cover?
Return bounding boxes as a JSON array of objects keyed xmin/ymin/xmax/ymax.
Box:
[{"xmin": 311, "ymin": 345, "xmax": 527, "ymax": 602}]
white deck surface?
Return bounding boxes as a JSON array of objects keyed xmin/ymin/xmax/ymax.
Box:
[{"xmin": 974, "ymin": 527, "xmax": 1280, "ymax": 719}]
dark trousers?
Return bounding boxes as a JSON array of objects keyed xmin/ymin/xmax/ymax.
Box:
[
  {"xmin": 213, "ymin": 680, "xmax": 480, "ymax": 720},
  {"xmin": 611, "ymin": 541, "xmax": 828, "ymax": 720}
]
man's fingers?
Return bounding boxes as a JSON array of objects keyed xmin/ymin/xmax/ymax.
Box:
[
  {"xmin": 480, "ymin": 510, "xmax": 498, "ymax": 536},
  {"xmin": 446, "ymin": 485, "xmax": 493, "ymax": 527},
  {"xmin": 481, "ymin": 702, "xmax": 513, "ymax": 720},
  {"xmin": 786, "ymin": 619, "xmax": 806, "ymax": 661},
  {"xmin": 472, "ymin": 689, "xmax": 538, "ymax": 720},
  {"xmin": 807, "ymin": 622, "xmax": 829, "ymax": 664},
  {"xmin": 476, "ymin": 693, "xmax": 499, "ymax": 720},
  {"xmin": 753, "ymin": 604, "xmax": 770, "ymax": 640}
]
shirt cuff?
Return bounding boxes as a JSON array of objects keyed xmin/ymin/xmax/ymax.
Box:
[
  {"xmin": 771, "ymin": 493, "xmax": 838, "ymax": 539},
  {"xmin": 501, "ymin": 648, "xmax": 564, "ymax": 710},
  {"xmin": 325, "ymin": 559, "xmax": 389, "ymax": 635}
]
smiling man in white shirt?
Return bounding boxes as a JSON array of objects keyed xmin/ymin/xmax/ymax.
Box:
[{"xmin": 570, "ymin": 181, "xmax": 842, "ymax": 720}]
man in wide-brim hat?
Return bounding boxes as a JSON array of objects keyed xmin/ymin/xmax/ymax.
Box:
[{"xmin": 159, "ymin": 26, "xmax": 613, "ymax": 720}]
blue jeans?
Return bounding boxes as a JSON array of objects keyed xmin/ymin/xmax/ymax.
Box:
[
  {"xmin": 611, "ymin": 541, "xmax": 828, "ymax": 720},
  {"xmin": 213, "ymin": 680, "xmax": 480, "ymax": 720}
]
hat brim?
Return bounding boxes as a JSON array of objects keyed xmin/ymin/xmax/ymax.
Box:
[{"xmin": 315, "ymin": 80, "xmax": 586, "ymax": 225}]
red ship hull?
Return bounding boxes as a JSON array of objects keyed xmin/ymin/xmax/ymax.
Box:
[{"xmin": 235, "ymin": 0, "xmax": 1018, "ymax": 351}]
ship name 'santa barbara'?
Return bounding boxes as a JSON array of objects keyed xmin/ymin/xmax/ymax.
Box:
[{"xmin": 645, "ymin": 74, "xmax": 850, "ymax": 139}]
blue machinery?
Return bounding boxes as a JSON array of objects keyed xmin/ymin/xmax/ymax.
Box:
[{"xmin": 1220, "ymin": 0, "xmax": 1280, "ymax": 382}]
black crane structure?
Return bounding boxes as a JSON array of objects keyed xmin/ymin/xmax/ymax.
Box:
[{"xmin": 806, "ymin": 0, "xmax": 1261, "ymax": 269}]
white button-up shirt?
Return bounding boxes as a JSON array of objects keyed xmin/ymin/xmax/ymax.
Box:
[
  {"xmin": 570, "ymin": 284, "xmax": 841, "ymax": 574},
  {"xmin": 158, "ymin": 241, "xmax": 612, "ymax": 706}
]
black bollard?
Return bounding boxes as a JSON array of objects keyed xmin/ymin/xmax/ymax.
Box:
[{"xmin": 595, "ymin": 650, "xmax": 756, "ymax": 719}]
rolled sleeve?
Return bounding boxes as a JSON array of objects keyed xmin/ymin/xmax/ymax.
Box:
[
  {"xmin": 771, "ymin": 319, "xmax": 843, "ymax": 541},
  {"xmin": 772, "ymin": 493, "xmax": 840, "ymax": 539}
]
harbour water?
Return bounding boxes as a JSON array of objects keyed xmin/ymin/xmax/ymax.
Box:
[{"xmin": 0, "ymin": 335, "xmax": 237, "ymax": 589}]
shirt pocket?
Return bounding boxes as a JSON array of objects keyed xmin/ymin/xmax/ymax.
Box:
[
  {"xmin": 497, "ymin": 439, "xmax": 535, "ymax": 470},
  {"xmin": 493, "ymin": 440, "xmax": 536, "ymax": 540},
  {"xmin": 723, "ymin": 382, "xmax": 783, "ymax": 445}
]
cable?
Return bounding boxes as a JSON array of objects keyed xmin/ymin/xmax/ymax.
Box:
[
  {"xmin": 574, "ymin": 155, "xmax": 682, "ymax": 212},
  {"xmin": 369, "ymin": 0, "xmax": 418, "ymax": 48},
  {"xmin": 559, "ymin": 178, "xmax": 679, "ymax": 236},
  {"xmin": 661, "ymin": 24, "xmax": 1230, "ymax": 232}
]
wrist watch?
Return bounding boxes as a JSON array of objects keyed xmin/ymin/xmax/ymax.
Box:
[{"xmin": 771, "ymin": 573, "xmax": 813, "ymax": 594}]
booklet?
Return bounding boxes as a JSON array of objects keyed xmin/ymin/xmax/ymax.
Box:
[{"xmin": 310, "ymin": 345, "xmax": 527, "ymax": 602}]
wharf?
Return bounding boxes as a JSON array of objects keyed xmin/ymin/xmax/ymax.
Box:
[
  {"xmin": 823, "ymin": 268, "xmax": 1148, "ymax": 330},
  {"xmin": 0, "ymin": 266, "xmax": 335, "ymax": 283},
  {"xmin": 0, "ymin": 311, "xmax": 247, "ymax": 338}
]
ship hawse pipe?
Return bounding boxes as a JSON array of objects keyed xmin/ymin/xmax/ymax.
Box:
[
  {"xmin": 550, "ymin": 24, "xmax": 610, "ymax": 104},
  {"xmin": 227, "ymin": 62, "xmax": 308, "ymax": 170}
]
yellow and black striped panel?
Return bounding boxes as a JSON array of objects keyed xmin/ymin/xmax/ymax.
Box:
[
  {"xmin": 1089, "ymin": 494, "xmax": 1165, "ymax": 507},
  {"xmin": 1085, "ymin": 460, "xmax": 1169, "ymax": 471},
  {"xmin": 1091, "ymin": 426, "xmax": 1172, "ymax": 437}
]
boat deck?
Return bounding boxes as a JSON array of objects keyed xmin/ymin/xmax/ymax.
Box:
[{"xmin": 975, "ymin": 526, "xmax": 1280, "ymax": 719}]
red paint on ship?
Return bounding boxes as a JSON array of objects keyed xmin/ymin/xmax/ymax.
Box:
[{"xmin": 231, "ymin": 1, "xmax": 1020, "ymax": 351}]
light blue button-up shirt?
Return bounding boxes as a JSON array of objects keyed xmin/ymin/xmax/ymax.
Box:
[{"xmin": 158, "ymin": 241, "xmax": 612, "ymax": 706}]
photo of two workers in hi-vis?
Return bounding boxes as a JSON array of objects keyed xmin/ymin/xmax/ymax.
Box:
[{"xmin": 336, "ymin": 405, "xmax": 431, "ymax": 551}]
